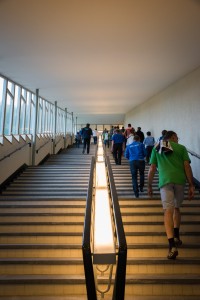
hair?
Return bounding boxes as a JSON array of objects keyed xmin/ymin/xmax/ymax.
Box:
[
  {"xmin": 134, "ymin": 135, "xmax": 140, "ymax": 141},
  {"xmin": 161, "ymin": 129, "xmax": 167, "ymax": 136},
  {"xmin": 146, "ymin": 131, "xmax": 151, "ymax": 136},
  {"xmin": 163, "ymin": 130, "xmax": 176, "ymax": 140},
  {"xmin": 137, "ymin": 127, "xmax": 141, "ymax": 130},
  {"xmin": 128, "ymin": 123, "xmax": 131, "ymax": 127},
  {"xmin": 86, "ymin": 123, "xmax": 90, "ymax": 127}
]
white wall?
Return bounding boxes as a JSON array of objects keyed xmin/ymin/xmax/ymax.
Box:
[
  {"xmin": 0, "ymin": 134, "xmax": 73, "ymax": 185},
  {"xmin": 124, "ymin": 66, "xmax": 200, "ymax": 182}
]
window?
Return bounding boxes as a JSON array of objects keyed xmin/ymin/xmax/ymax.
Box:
[
  {"xmin": 0, "ymin": 77, "xmax": 6, "ymax": 135},
  {"xmin": 12, "ymin": 85, "xmax": 21, "ymax": 134},
  {"xmin": 4, "ymin": 90, "xmax": 13, "ymax": 135}
]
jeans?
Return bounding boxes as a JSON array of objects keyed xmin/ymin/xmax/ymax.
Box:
[
  {"xmin": 129, "ymin": 160, "xmax": 145, "ymax": 194},
  {"xmin": 83, "ymin": 138, "xmax": 91, "ymax": 154},
  {"xmin": 113, "ymin": 143, "xmax": 123, "ymax": 164}
]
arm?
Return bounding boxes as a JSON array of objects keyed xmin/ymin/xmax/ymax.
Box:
[
  {"xmin": 184, "ymin": 161, "xmax": 195, "ymax": 200},
  {"xmin": 147, "ymin": 164, "xmax": 157, "ymax": 197}
]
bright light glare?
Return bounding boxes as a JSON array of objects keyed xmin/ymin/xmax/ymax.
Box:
[
  {"xmin": 94, "ymin": 189, "xmax": 115, "ymax": 254},
  {"xmin": 96, "ymin": 162, "xmax": 107, "ymax": 187}
]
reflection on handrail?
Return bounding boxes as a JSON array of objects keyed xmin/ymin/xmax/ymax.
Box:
[
  {"xmin": 187, "ymin": 148, "xmax": 200, "ymax": 160},
  {"xmin": 36, "ymin": 139, "xmax": 52, "ymax": 153},
  {"xmin": 0, "ymin": 142, "xmax": 31, "ymax": 162}
]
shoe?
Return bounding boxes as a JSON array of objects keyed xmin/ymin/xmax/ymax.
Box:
[
  {"xmin": 167, "ymin": 247, "xmax": 178, "ymax": 259},
  {"xmin": 134, "ymin": 192, "xmax": 139, "ymax": 198},
  {"xmin": 140, "ymin": 187, "xmax": 144, "ymax": 192},
  {"xmin": 174, "ymin": 237, "xmax": 182, "ymax": 247}
]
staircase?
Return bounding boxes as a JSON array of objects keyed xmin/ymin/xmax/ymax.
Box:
[
  {"xmin": 0, "ymin": 145, "xmax": 96, "ymax": 299},
  {"xmin": 1, "ymin": 142, "xmax": 200, "ymax": 299},
  {"xmin": 107, "ymin": 148, "xmax": 200, "ymax": 299}
]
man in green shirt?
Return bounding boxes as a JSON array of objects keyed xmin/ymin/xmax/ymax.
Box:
[{"xmin": 148, "ymin": 131, "xmax": 194, "ymax": 259}]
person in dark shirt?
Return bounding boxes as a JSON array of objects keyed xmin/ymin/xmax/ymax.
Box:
[
  {"xmin": 136, "ymin": 127, "xmax": 145, "ymax": 143},
  {"xmin": 81, "ymin": 123, "xmax": 93, "ymax": 154},
  {"xmin": 111, "ymin": 129, "xmax": 125, "ymax": 165}
]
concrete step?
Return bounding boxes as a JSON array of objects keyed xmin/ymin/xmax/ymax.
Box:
[
  {"xmin": 2, "ymin": 190, "xmax": 88, "ymax": 196},
  {"xmin": 1, "ymin": 274, "xmax": 200, "ymax": 297},
  {"xmin": 0, "ymin": 224, "xmax": 84, "ymax": 233},
  {"xmin": 0, "ymin": 216, "xmax": 84, "ymax": 222},
  {"xmin": 0, "ymin": 275, "xmax": 88, "ymax": 296},
  {"xmin": 122, "ymin": 214, "xmax": 200, "ymax": 222},
  {"xmin": 124, "ymin": 223, "xmax": 200, "ymax": 233},
  {"xmin": 0, "ymin": 243, "xmax": 82, "ymax": 258},
  {"xmin": 0, "ymin": 200, "xmax": 85, "ymax": 206},
  {"xmin": 127, "ymin": 243, "xmax": 200, "ymax": 258},
  {"xmin": 0, "ymin": 234, "xmax": 82, "ymax": 244},
  {"xmin": 125, "ymin": 232, "xmax": 200, "ymax": 244},
  {"xmin": 1, "ymin": 205, "xmax": 85, "ymax": 215},
  {"xmin": 0, "ymin": 258, "xmax": 85, "ymax": 275}
]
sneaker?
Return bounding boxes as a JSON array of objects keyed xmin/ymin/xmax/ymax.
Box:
[
  {"xmin": 140, "ymin": 187, "xmax": 144, "ymax": 192},
  {"xmin": 174, "ymin": 237, "xmax": 182, "ymax": 247},
  {"xmin": 167, "ymin": 247, "xmax": 178, "ymax": 259}
]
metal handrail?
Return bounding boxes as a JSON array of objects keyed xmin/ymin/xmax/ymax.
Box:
[
  {"xmin": 0, "ymin": 142, "xmax": 31, "ymax": 162},
  {"xmin": 187, "ymin": 148, "xmax": 200, "ymax": 160},
  {"xmin": 82, "ymin": 156, "xmax": 97, "ymax": 300},
  {"xmin": 36, "ymin": 139, "xmax": 51, "ymax": 153},
  {"xmin": 106, "ymin": 155, "xmax": 127, "ymax": 300}
]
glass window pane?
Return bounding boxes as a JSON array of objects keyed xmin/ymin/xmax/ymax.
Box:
[
  {"xmin": 7, "ymin": 81, "xmax": 14, "ymax": 96},
  {"xmin": 0, "ymin": 77, "xmax": 6, "ymax": 135},
  {"xmin": 25, "ymin": 91, "xmax": 31, "ymax": 134},
  {"xmin": 37, "ymin": 98, "xmax": 43, "ymax": 134},
  {"xmin": 19, "ymin": 98, "xmax": 26, "ymax": 134},
  {"xmin": 30, "ymin": 93, "xmax": 36, "ymax": 135},
  {"xmin": 4, "ymin": 93, "xmax": 13, "ymax": 135},
  {"xmin": 12, "ymin": 85, "xmax": 21, "ymax": 134}
]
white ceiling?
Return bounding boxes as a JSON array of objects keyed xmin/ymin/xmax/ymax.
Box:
[{"xmin": 0, "ymin": 0, "xmax": 200, "ymax": 125}]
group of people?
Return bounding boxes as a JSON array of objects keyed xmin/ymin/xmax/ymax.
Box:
[
  {"xmin": 103, "ymin": 124, "xmax": 194, "ymax": 261},
  {"xmin": 76, "ymin": 123, "xmax": 195, "ymax": 260},
  {"xmin": 123, "ymin": 126, "xmax": 194, "ymax": 260}
]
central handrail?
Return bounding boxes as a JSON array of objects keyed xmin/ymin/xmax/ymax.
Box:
[
  {"xmin": 82, "ymin": 156, "xmax": 97, "ymax": 300},
  {"xmin": 106, "ymin": 155, "xmax": 127, "ymax": 300}
]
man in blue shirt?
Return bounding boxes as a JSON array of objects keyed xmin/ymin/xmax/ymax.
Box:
[
  {"xmin": 81, "ymin": 123, "xmax": 93, "ymax": 154},
  {"xmin": 125, "ymin": 135, "xmax": 146, "ymax": 198},
  {"xmin": 111, "ymin": 129, "xmax": 125, "ymax": 165}
]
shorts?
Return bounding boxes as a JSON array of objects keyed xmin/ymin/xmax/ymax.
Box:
[{"xmin": 160, "ymin": 183, "xmax": 185, "ymax": 209}]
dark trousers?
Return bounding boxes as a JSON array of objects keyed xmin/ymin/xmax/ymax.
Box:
[
  {"xmin": 129, "ymin": 160, "xmax": 145, "ymax": 194},
  {"xmin": 113, "ymin": 143, "xmax": 123, "ymax": 164},
  {"xmin": 104, "ymin": 139, "xmax": 109, "ymax": 148},
  {"xmin": 83, "ymin": 138, "xmax": 91, "ymax": 154},
  {"xmin": 93, "ymin": 136, "xmax": 97, "ymax": 144},
  {"xmin": 146, "ymin": 145, "xmax": 153, "ymax": 163}
]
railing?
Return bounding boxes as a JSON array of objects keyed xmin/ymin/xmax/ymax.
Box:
[
  {"xmin": 82, "ymin": 145, "xmax": 127, "ymax": 299},
  {"xmin": 187, "ymin": 148, "xmax": 200, "ymax": 160},
  {"xmin": 187, "ymin": 148, "xmax": 200, "ymax": 191},
  {"xmin": 82, "ymin": 156, "xmax": 97, "ymax": 300},
  {"xmin": 0, "ymin": 142, "xmax": 31, "ymax": 162},
  {"xmin": 36, "ymin": 139, "xmax": 51, "ymax": 153},
  {"xmin": 106, "ymin": 155, "xmax": 127, "ymax": 300}
]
